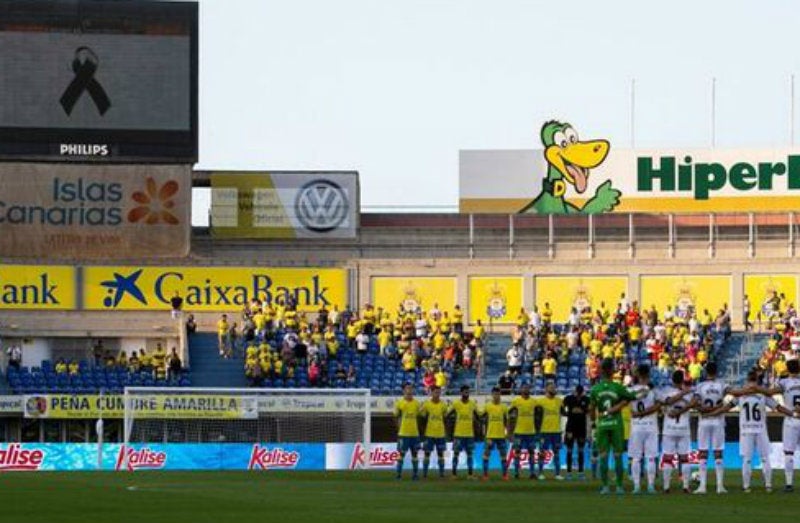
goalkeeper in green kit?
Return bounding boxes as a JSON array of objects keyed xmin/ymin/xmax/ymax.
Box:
[{"xmin": 589, "ymin": 359, "xmax": 638, "ymax": 495}]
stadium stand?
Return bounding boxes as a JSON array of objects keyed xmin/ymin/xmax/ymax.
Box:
[{"xmin": 147, "ymin": 299, "xmax": 747, "ymax": 395}]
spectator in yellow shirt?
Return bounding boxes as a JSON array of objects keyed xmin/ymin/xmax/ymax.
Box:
[
  {"xmin": 402, "ymin": 349, "xmax": 416, "ymax": 372},
  {"xmin": 542, "ymin": 352, "xmax": 557, "ymax": 381},
  {"xmin": 432, "ymin": 330, "xmax": 446, "ymax": 351},
  {"xmin": 434, "ymin": 369, "xmax": 448, "ymax": 390},
  {"xmin": 378, "ymin": 329, "xmax": 393, "ymax": 356},
  {"xmin": 217, "ymin": 314, "xmax": 229, "ymax": 356},
  {"xmin": 473, "ymin": 320, "xmax": 485, "ymax": 345},
  {"xmin": 453, "ymin": 305, "xmax": 464, "ymax": 336},
  {"xmin": 542, "ymin": 303, "xmax": 553, "ymax": 326},
  {"xmin": 688, "ymin": 361, "xmax": 703, "ymax": 381}
]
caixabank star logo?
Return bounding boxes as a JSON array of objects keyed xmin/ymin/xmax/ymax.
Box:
[
  {"xmin": 100, "ymin": 269, "xmax": 148, "ymax": 308},
  {"xmin": 128, "ymin": 177, "xmax": 181, "ymax": 225}
]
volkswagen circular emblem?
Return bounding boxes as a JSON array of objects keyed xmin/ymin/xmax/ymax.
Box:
[{"xmin": 295, "ymin": 180, "xmax": 349, "ymax": 232}]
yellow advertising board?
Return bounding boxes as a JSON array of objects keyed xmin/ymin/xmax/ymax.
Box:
[
  {"xmin": 468, "ymin": 276, "xmax": 523, "ymax": 324},
  {"xmin": 640, "ymin": 275, "xmax": 731, "ymax": 317},
  {"xmin": 744, "ymin": 275, "xmax": 798, "ymax": 316},
  {"xmin": 371, "ymin": 277, "xmax": 457, "ymax": 316},
  {"xmin": 535, "ymin": 276, "xmax": 627, "ymax": 322},
  {"xmin": 23, "ymin": 394, "xmax": 259, "ymax": 419},
  {"xmin": 83, "ymin": 266, "xmax": 347, "ymax": 312},
  {"xmin": 0, "ymin": 265, "xmax": 76, "ymax": 310}
]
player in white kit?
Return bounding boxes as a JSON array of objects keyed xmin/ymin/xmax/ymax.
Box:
[
  {"xmin": 627, "ymin": 364, "xmax": 661, "ymax": 494},
  {"xmin": 765, "ymin": 359, "xmax": 800, "ymax": 492},
  {"xmin": 716, "ymin": 369, "xmax": 795, "ymax": 493},
  {"xmin": 692, "ymin": 362, "xmax": 730, "ymax": 494},
  {"xmin": 658, "ymin": 370, "xmax": 696, "ymax": 493}
]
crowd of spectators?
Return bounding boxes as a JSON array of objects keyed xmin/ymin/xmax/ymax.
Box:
[
  {"xmin": 755, "ymin": 303, "xmax": 800, "ymax": 383},
  {"xmin": 500, "ymin": 294, "xmax": 732, "ymax": 392},
  {"xmin": 234, "ymin": 298, "xmax": 485, "ymax": 391},
  {"xmin": 85, "ymin": 341, "xmax": 184, "ymax": 381}
]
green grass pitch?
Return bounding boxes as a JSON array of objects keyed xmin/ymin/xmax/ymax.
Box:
[{"xmin": 1, "ymin": 471, "xmax": 799, "ymax": 523}]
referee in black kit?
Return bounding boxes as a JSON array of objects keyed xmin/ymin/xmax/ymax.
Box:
[{"xmin": 562, "ymin": 384, "xmax": 591, "ymax": 480}]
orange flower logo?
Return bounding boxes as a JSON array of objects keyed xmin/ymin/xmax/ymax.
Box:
[{"xmin": 128, "ymin": 177, "xmax": 180, "ymax": 225}]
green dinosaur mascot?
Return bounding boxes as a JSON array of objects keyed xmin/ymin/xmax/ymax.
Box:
[{"xmin": 519, "ymin": 121, "xmax": 620, "ymax": 214}]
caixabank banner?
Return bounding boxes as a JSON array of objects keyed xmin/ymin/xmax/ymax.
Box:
[
  {"xmin": 0, "ymin": 163, "xmax": 191, "ymax": 259},
  {"xmin": 0, "ymin": 265, "xmax": 76, "ymax": 310},
  {"xmin": 82, "ymin": 266, "xmax": 347, "ymax": 312},
  {"xmin": 460, "ymin": 120, "xmax": 800, "ymax": 214}
]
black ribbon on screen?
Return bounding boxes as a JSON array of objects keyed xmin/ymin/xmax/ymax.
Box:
[{"xmin": 59, "ymin": 46, "xmax": 111, "ymax": 116}]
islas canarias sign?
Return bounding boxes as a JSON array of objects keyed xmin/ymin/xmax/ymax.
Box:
[{"xmin": 460, "ymin": 121, "xmax": 800, "ymax": 214}]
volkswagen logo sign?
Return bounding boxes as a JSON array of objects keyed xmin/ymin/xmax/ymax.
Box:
[{"xmin": 295, "ymin": 180, "xmax": 349, "ymax": 232}]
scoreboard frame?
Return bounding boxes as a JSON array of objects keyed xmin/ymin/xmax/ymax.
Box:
[{"xmin": 0, "ymin": 0, "xmax": 199, "ymax": 163}]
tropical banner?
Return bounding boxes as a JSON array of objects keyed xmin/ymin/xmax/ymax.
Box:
[
  {"xmin": 467, "ymin": 276, "xmax": 524, "ymax": 324},
  {"xmin": 535, "ymin": 276, "xmax": 628, "ymax": 322},
  {"xmin": 640, "ymin": 275, "xmax": 731, "ymax": 318},
  {"xmin": 743, "ymin": 274, "xmax": 798, "ymax": 318},
  {"xmin": 0, "ymin": 265, "xmax": 76, "ymax": 310},
  {"xmin": 460, "ymin": 122, "xmax": 800, "ymax": 214},
  {"xmin": 23, "ymin": 394, "xmax": 259, "ymax": 419},
  {"xmin": 0, "ymin": 163, "xmax": 191, "ymax": 258},
  {"xmin": 82, "ymin": 266, "xmax": 347, "ymax": 312},
  {"xmin": 370, "ymin": 277, "xmax": 457, "ymax": 317}
]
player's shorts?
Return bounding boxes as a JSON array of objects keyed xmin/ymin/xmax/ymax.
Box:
[
  {"xmin": 424, "ymin": 437, "xmax": 446, "ymax": 454},
  {"xmin": 484, "ymin": 438, "xmax": 508, "ymax": 455},
  {"xmin": 697, "ymin": 422, "xmax": 726, "ymax": 452},
  {"xmin": 740, "ymin": 432, "xmax": 770, "ymax": 459},
  {"xmin": 628, "ymin": 429, "xmax": 659, "ymax": 458},
  {"xmin": 397, "ymin": 437, "xmax": 421, "ymax": 455},
  {"xmin": 513, "ymin": 434, "xmax": 537, "ymax": 451},
  {"xmin": 594, "ymin": 426, "xmax": 625, "ymax": 455},
  {"xmin": 661, "ymin": 434, "xmax": 691, "ymax": 456},
  {"xmin": 783, "ymin": 421, "xmax": 800, "ymax": 454},
  {"xmin": 564, "ymin": 430, "xmax": 587, "ymax": 447},
  {"xmin": 538, "ymin": 432, "xmax": 562, "ymax": 451},
  {"xmin": 454, "ymin": 437, "xmax": 475, "ymax": 454}
]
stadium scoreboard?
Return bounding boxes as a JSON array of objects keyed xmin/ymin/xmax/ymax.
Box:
[{"xmin": 0, "ymin": 0, "xmax": 198, "ymax": 163}]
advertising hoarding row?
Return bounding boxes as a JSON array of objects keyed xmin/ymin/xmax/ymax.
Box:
[
  {"xmin": 1, "ymin": 266, "xmax": 796, "ymax": 321},
  {"xmin": 0, "ymin": 441, "xmax": 784, "ymax": 472},
  {"xmin": 23, "ymin": 394, "xmax": 259, "ymax": 420}
]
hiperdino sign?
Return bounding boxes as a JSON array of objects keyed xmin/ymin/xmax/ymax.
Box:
[
  {"xmin": 637, "ymin": 154, "xmax": 800, "ymax": 200},
  {"xmin": 460, "ymin": 140, "xmax": 800, "ymax": 213}
]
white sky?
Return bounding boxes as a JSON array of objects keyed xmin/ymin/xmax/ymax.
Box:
[{"xmin": 192, "ymin": 0, "xmax": 800, "ymax": 225}]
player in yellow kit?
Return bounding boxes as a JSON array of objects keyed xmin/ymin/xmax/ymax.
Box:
[
  {"xmin": 394, "ymin": 383, "xmax": 421, "ymax": 480},
  {"xmin": 420, "ymin": 385, "xmax": 448, "ymax": 478},
  {"xmin": 481, "ymin": 386, "xmax": 510, "ymax": 480},
  {"xmin": 533, "ymin": 381, "xmax": 565, "ymax": 480},
  {"xmin": 510, "ymin": 383, "xmax": 538, "ymax": 479},
  {"xmin": 448, "ymin": 385, "xmax": 479, "ymax": 478}
]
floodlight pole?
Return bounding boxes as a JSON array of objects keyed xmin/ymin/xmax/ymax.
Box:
[
  {"xmin": 711, "ymin": 77, "xmax": 716, "ymax": 148},
  {"xmin": 791, "ymin": 74, "xmax": 795, "ymax": 146},
  {"xmin": 630, "ymin": 78, "xmax": 636, "ymax": 148}
]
